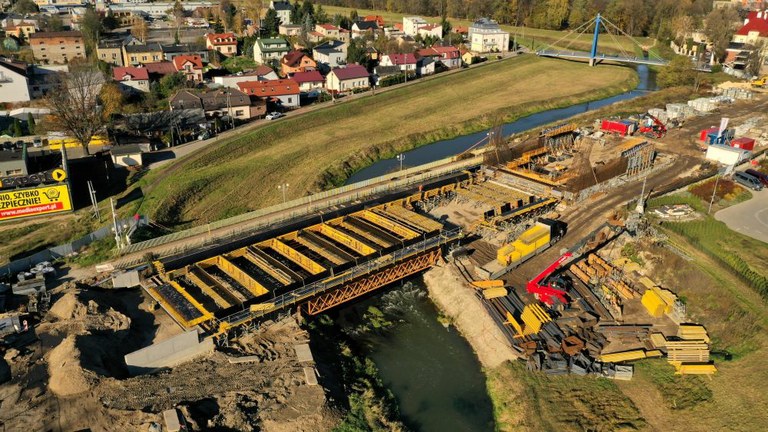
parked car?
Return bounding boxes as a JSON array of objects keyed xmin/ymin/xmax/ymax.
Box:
[
  {"xmin": 265, "ymin": 112, "xmax": 284, "ymax": 120},
  {"xmin": 733, "ymin": 171, "xmax": 763, "ymax": 191},
  {"xmin": 2, "ymin": 141, "xmax": 12, "ymax": 151},
  {"xmin": 32, "ymin": 137, "xmax": 43, "ymax": 148},
  {"xmin": 14, "ymin": 140, "xmax": 25, "ymax": 149},
  {"xmin": 745, "ymin": 169, "xmax": 768, "ymax": 187}
]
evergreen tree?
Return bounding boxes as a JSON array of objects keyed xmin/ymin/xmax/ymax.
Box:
[
  {"xmin": 263, "ymin": 8, "xmax": 281, "ymax": 37},
  {"xmin": 27, "ymin": 113, "xmax": 35, "ymax": 135},
  {"xmin": 12, "ymin": 119, "xmax": 23, "ymax": 137}
]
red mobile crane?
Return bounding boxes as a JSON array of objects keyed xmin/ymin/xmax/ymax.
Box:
[
  {"xmin": 526, "ymin": 252, "xmax": 573, "ymax": 306},
  {"xmin": 637, "ymin": 113, "xmax": 667, "ymax": 139}
]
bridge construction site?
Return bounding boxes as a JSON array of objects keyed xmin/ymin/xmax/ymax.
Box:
[{"xmin": 138, "ymin": 110, "xmax": 721, "ymax": 378}]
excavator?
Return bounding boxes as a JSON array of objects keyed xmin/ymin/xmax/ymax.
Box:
[
  {"xmin": 526, "ymin": 252, "xmax": 572, "ymax": 306},
  {"xmin": 637, "ymin": 113, "xmax": 667, "ymax": 139},
  {"xmin": 752, "ymin": 76, "xmax": 767, "ymax": 88}
]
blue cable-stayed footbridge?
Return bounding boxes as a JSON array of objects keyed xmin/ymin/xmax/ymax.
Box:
[{"xmin": 536, "ymin": 14, "xmax": 685, "ymax": 68}]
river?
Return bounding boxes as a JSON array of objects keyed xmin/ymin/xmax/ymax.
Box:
[{"xmin": 339, "ymin": 64, "xmax": 658, "ymax": 432}]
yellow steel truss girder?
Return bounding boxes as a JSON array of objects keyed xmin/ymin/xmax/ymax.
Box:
[
  {"xmin": 382, "ymin": 205, "xmax": 443, "ymax": 233},
  {"xmin": 340, "ymin": 221, "xmax": 393, "ymax": 248},
  {"xmin": 314, "ymin": 224, "xmax": 377, "ymax": 256},
  {"xmin": 207, "ymin": 255, "xmax": 270, "ymax": 297},
  {"xmin": 238, "ymin": 247, "xmax": 293, "ymax": 286},
  {"xmin": 184, "ymin": 267, "xmax": 235, "ymax": 309},
  {"xmin": 154, "ymin": 280, "xmax": 214, "ymax": 328},
  {"xmin": 358, "ymin": 210, "xmax": 420, "ymax": 239},
  {"xmin": 268, "ymin": 238, "xmax": 326, "ymax": 275},
  {"xmin": 303, "ymin": 248, "xmax": 440, "ymax": 315}
]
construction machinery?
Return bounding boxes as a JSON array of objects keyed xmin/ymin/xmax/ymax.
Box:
[
  {"xmin": 637, "ymin": 113, "xmax": 667, "ymax": 138},
  {"xmin": 526, "ymin": 252, "xmax": 572, "ymax": 306},
  {"xmin": 751, "ymin": 76, "xmax": 767, "ymax": 88}
]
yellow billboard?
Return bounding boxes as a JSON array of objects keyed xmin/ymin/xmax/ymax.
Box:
[{"xmin": 0, "ymin": 185, "xmax": 72, "ymax": 221}]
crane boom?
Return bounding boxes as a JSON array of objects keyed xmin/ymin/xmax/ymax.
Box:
[{"xmin": 526, "ymin": 252, "xmax": 572, "ymax": 306}]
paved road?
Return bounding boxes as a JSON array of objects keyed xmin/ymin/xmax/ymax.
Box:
[{"xmin": 715, "ymin": 188, "xmax": 768, "ymax": 244}]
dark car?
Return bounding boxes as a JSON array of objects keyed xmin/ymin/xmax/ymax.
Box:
[{"xmin": 745, "ymin": 169, "xmax": 768, "ymax": 187}]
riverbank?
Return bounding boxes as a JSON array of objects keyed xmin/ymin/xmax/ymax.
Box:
[
  {"xmin": 422, "ymin": 261, "xmax": 519, "ymax": 368},
  {"xmin": 132, "ymin": 56, "xmax": 637, "ymax": 226}
]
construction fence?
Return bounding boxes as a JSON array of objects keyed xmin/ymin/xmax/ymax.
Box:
[{"xmin": 113, "ymin": 155, "xmax": 484, "ymax": 269}]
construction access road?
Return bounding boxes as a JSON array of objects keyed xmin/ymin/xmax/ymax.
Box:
[{"xmin": 715, "ymin": 188, "xmax": 768, "ymax": 244}]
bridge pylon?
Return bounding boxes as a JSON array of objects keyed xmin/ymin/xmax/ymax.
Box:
[{"xmin": 589, "ymin": 13, "xmax": 601, "ymax": 66}]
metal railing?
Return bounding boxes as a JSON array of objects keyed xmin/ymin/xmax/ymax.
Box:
[
  {"xmin": 113, "ymin": 156, "xmax": 482, "ymax": 268},
  {"xmin": 212, "ymin": 227, "xmax": 464, "ymax": 332}
]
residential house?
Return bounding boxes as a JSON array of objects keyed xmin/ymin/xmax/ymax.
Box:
[
  {"xmin": 418, "ymin": 56, "xmax": 436, "ymax": 76},
  {"xmin": 280, "ymin": 50, "xmax": 316, "ymax": 76},
  {"xmin": 460, "ymin": 48, "xmax": 474, "ymax": 65},
  {"xmin": 403, "ymin": 16, "xmax": 427, "ymax": 36},
  {"xmin": 418, "ymin": 23, "xmax": 443, "ymax": 39},
  {"xmin": 379, "ymin": 53, "xmax": 418, "ymax": 73},
  {"xmin": 373, "ymin": 65, "xmax": 401, "ymax": 86},
  {"xmin": 112, "ymin": 66, "xmax": 150, "ymax": 94},
  {"xmin": 5, "ymin": 21, "xmax": 36, "ymax": 41},
  {"xmin": 97, "ymin": 41, "xmax": 124, "ymax": 66},
  {"xmin": 28, "ymin": 64, "xmax": 67, "ymax": 98},
  {"xmin": 291, "ymin": 70, "xmax": 324, "ymax": 94},
  {"xmin": 29, "ymin": 31, "xmax": 86, "ymax": 64},
  {"xmin": 162, "ymin": 43, "xmax": 210, "ymax": 63},
  {"xmin": 170, "ymin": 88, "xmax": 264, "ymax": 120},
  {"xmin": 316, "ymin": 23, "xmax": 340, "ymax": 39},
  {"xmin": 0, "ymin": 59, "xmax": 30, "ymax": 103},
  {"xmin": 143, "ymin": 61, "xmax": 177, "ymax": 80},
  {"xmin": 730, "ymin": 10, "xmax": 768, "ymax": 74},
  {"xmin": 270, "ymin": 0, "xmax": 292, "ymax": 25},
  {"xmin": 313, "ymin": 40, "xmax": 346, "ymax": 67},
  {"xmin": 363, "ymin": 15, "xmax": 385, "ymax": 28},
  {"xmin": 468, "ymin": 18, "xmax": 510, "ymax": 52},
  {"xmin": 0, "ymin": 148, "xmax": 27, "ymax": 178},
  {"xmin": 365, "ymin": 46, "xmax": 380, "ymax": 61},
  {"xmin": 213, "ymin": 66, "xmax": 279, "ymax": 88},
  {"xmin": 308, "ymin": 31, "xmax": 326, "ymax": 43},
  {"xmin": 418, "ymin": 46, "xmax": 461, "ymax": 69},
  {"xmin": 123, "ymin": 43, "xmax": 163, "ymax": 66},
  {"xmin": 352, "ymin": 21, "xmax": 379, "ymax": 38},
  {"xmin": 326, "ymin": 65, "xmax": 369, "ymax": 93},
  {"xmin": 338, "ymin": 29, "xmax": 351, "ymax": 43},
  {"xmin": 254, "ymin": 38, "xmax": 290, "ymax": 64},
  {"xmin": 173, "ymin": 55, "xmax": 204, "ymax": 82},
  {"xmin": 206, "ymin": 32, "xmax": 238, "ymax": 56},
  {"xmin": 279, "ymin": 24, "xmax": 302, "ymax": 37},
  {"xmin": 237, "ymin": 79, "xmax": 301, "ymax": 109}
]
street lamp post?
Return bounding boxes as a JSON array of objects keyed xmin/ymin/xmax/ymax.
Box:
[
  {"xmin": 397, "ymin": 153, "xmax": 405, "ymax": 171},
  {"xmin": 277, "ymin": 183, "xmax": 289, "ymax": 203},
  {"xmin": 708, "ymin": 175, "xmax": 720, "ymax": 214}
]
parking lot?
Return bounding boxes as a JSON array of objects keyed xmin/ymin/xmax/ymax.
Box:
[{"xmin": 715, "ymin": 188, "xmax": 768, "ymax": 243}]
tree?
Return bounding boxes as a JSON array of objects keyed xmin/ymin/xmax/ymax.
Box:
[
  {"xmin": 40, "ymin": 15, "xmax": 65, "ymax": 32},
  {"xmin": 350, "ymin": 9, "xmax": 359, "ymax": 22},
  {"xmin": 657, "ymin": 55, "xmax": 696, "ymax": 88},
  {"xmin": 346, "ymin": 39, "xmax": 367, "ymax": 65},
  {"xmin": 746, "ymin": 42, "xmax": 767, "ymax": 77},
  {"xmin": 27, "ymin": 113, "xmax": 36, "ymax": 135},
  {"xmin": 300, "ymin": 0, "xmax": 315, "ymax": 21},
  {"xmin": 704, "ymin": 7, "xmax": 740, "ymax": 62},
  {"xmin": 13, "ymin": 0, "xmax": 38, "ymax": 14},
  {"xmin": 440, "ymin": 13, "xmax": 452, "ymax": 36},
  {"xmin": 132, "ymin": 17, "xmax": 149, "ymax": 43},
  {"xmin": 45, "ymin": 65, "xmax": 107, "ymax": 156},
  {"xmin": 99, "ymin": 83, "xmax": 124, "ymax": 125},
  {"xmin": 290, "ymin": 0, "xmax": 302, "ymax": 24},
  {"xmin": 262, "ymin": 8, "xmax": 280, "ymax": 37},
  {"xmin": 102, "ymin": 12, "xmax": 119, "ymax": 31},
  {"xmin": 12, "ymin": 119, "xmax": 23, "ymax": 137},
  {"xmin": 80, "ymin": 6, "xmax": 103, "ymax": 54},
  {"xmin": 315, "ymin": 5, "xmax": 329, "ymax": 24}
]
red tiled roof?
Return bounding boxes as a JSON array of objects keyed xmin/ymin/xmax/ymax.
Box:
[
  {"xmin": 113, "ymin": 66, "xmax": 149, "ymax": 81},
  {"xmin": 282, "ymin": 50, "xmax": 306, "ymax": 67},
  {"xmin": 243, "ymin": 65, "xmax": 277, "ymax": 76},
  {"xmin": 172, "ymin": 55, "xmax": 203, "ymax": 70},
  {"xmin": 291, "ymin": 70, "xmax": 324, "ymax": 84},
  {"xmin": 318, "ymin": 24, "xmax": 338, "ymax": 31},
  {"xmin": 453, "ymin": 26, "xmax": 468, "ymax": 34},
  {"xmin": 144, "ymin": 61, "xmax": 176, "ymax": 75},
  {"xmin": 237, "ymin": 79, "xmax": 300, "ymax": 96},
  {"xmin": 309, "ymin": 31, "xmax": 325, "ymax": 38},
  {"xmin": 394, "ymin": 23, "xmax": 404, "ymax": 31},
  {"xmin": 736, "ymin": 11, "xmax": 768, "ymax": 37},
  {"xmin": 206, "ymin": 32, "xmax": 237, "ymax": 45},
  {"xmin": 420, "ymin": 24, "xmax": 441, "ymax": 31},
  {"xmin": 330, "ymin": 64, "xmax": 369, "ymax": 80},
  {"xmin": 384, "ymin": 53, "xmax": 418, "ymax": 65}
]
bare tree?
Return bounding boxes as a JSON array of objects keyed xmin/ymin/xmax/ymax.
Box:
[
  {"xmin": 746, "ymin": 42, "xmax": 767, "ymax": 78},
  {"xmin": 45, "ymin": 65, "xmax": 107, "ymax": 156}
]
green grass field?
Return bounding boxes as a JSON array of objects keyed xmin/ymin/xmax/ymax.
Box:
[{"xmin": 133, "ymin": 56, "xmax": 636, "ymax": 226}]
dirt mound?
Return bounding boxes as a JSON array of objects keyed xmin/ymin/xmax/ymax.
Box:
[
  {"xmin": 49, "ymin": 291, "xmax": 86, "ymax": 320},
  {"xmin": 48, "ymin": 335, "xmax": 93, "ymax": 396}
]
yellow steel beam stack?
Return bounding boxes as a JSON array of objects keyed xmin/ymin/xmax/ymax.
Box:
[
  {"xmin": 641, "ymin": 286, "xmax": 677, "ymax": 318},
  {"xmin": 600, "ymin": 349, "xmax": 648, "ymax": 363},
  {"xmin": 678, "ymin": 324, "xmax": 710, "ymax": 343},
  {"xmin": 666, "ymin": 340, "xmax": 710, "ymax": 362},
  {"xmin": 670, "ymin": 362, "xmax": 717, "ymax": 375}
]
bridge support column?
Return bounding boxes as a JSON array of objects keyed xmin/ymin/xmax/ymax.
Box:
[{"xmin": 589, "ymin": 13, "xmax": 601, "ymax": 66}]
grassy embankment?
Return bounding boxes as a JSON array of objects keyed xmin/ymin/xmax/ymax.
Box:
[
  {"xmin": 486, "ymin": 188, "xmax": 768, "ymax": 431},
  {"xmin": 133, "ymin": 56, "xmax": 636, "ymax": 227}
]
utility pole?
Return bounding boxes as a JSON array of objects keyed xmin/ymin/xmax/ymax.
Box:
[
  {"xmin": 635, "ymin": 176, "xmax": 647, "ymax": 214},
  {"xmin": 87, "ymin": 181, "xmax": 100, "ymax": 221},
  {"xmin": 708, "ymin": 175, "xmax": 720, "ymax": 214},
  {"xmin": 397, "ymin": 153, "xmax": 405, "ymax": 171},
  {"xmin": 110, "ymin": 198, "xmax": 122, "ymax": 249},
  {"xmin": 277, "ymin": 183, "xmax": 289, "ymax": 203}
]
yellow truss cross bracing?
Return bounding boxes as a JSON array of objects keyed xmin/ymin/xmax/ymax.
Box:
[
  {"xmin": 300, "ymin": 230, "xmax": 357, "ymax": 264},
  {"xmin": 358, "ymin": 210, "xmax": 420, "ymax": 239},
  {"xmin": 293, "ymin": 234, "xmax": 348, "ymax": 266},
  {"xmin": 235, "ymin": 247, "xmax": 294, "ymax": 286},
  {"xmin": 200, "ymin": 256, "xmax": 270, "ymax": 297},
  {"xmin": 303, "ymin": 248, "xmax": 441, "ymax": 315},
  {"xmin": 313, "ymin": 224, "xmax": 377, "ymax": 256},
  {"xmin": 267, "ymin": 238, "xmax": 326, "ymax": 275}
]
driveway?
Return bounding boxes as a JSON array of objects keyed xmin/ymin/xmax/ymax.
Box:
[{"xmin": 715, "ymin": 188, "xmax": 768, "ymax": 244}]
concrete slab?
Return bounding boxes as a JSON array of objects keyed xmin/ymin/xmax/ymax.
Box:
[
  {"xmin": 294, "ymin": 343, "xmax": 313, "ymax": 363},
  {"xmin": 112, "ymin": 270, "xmax": 141, "ymax": 288},
  {"xmin": 124, "ymin": 330, "xmax": 214, "ymax": 375},
  {"xmin": 714, "ymin": 188, "xmax": 768, "ymax": 244},
  {"xmin": 303, "ymin": 367, "xmax": 318, "ymax": 386}
]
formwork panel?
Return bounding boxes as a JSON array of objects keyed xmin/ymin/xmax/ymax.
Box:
[
  {"xmin": 295, "ymin": 232, "xmax": 352, "ymax": 266},
  {"xmin": 267, "ymin": 238, "xmax": 326, "ymax": 275}
]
